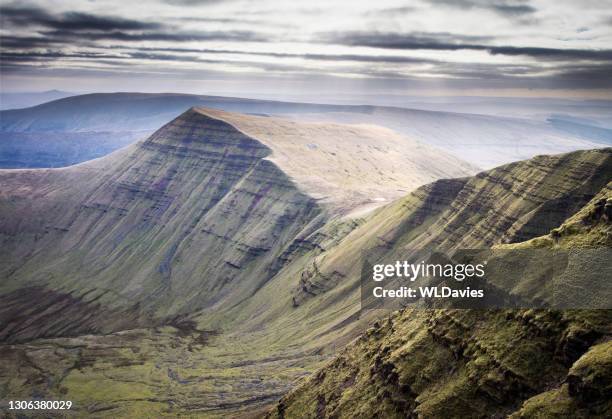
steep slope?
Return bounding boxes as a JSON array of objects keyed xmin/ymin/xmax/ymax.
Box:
[
  {"xmin": 267, "ymin": 175, "xmax": 612, "ymax": 419},
  {"xmin": 287, "ymin": 148, "xmax": 612, "ymax": 308},
  {"xmin": 0, "ymin": 108, "xmax": 321, "ymax": 343},
  {"xmin": 0, "ymin": 107, "xmax": 472, "ymax": 344}
]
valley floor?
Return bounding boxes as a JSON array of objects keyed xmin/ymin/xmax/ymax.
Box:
[{"xmin": 1, "ymin": 325, "xmax": 329, "ymax": 417}]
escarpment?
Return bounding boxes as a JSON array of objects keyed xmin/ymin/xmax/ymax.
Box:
[
  {"xmin": 268, "ymin": 175, "xmax": 612, "ymax": 419},
  {"xmin": 291, "ymin": 148, "xmax": 612, "ymax": 305},
  {"xmin": 0, "ymin": 107, "xmax": 474, "ymax": 343},
  {"xmin": 0, "ymin": 109, "xmax": 326, "ymax": 342}
]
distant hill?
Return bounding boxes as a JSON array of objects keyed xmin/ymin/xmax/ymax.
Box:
[
  {"xmin": 0, "ymin": 90, "xmax": 74, "ymax": 110},
  {"xmin": 0, "ymin": 92, "xmax": 351, "ymax": 132},
  {"xmin": 1, "ymin": 92, "xmax": 607, "ymax": 169}
]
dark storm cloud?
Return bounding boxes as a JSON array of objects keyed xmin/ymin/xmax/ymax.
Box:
[
  {"xmin": 0, "ymin": 35, "xmax": 62, "ymax": 49},
  {"xmin": 322, "ymin": 31, "xmax": 612, "ymax": 62},
  {"xmin": 490, "ymin": 4, "xmax": 536, "ymax": 16},
  {"xmin": 0, "ymin": 4, "xmax": 160, "ymax": 31},
  {"xmin": 0, "ymin": 51, "xmax": 125, "ymax": 61},
  {"xmin": 425, "ymin": 0, "xmax": 536, "ymax": 17},
  {"xmin": 487, "ymin": 46, "xmax": 612, "ymax": 61},
  {"xmin": 0, "ymin": 3, "xmax": 268, "ymax": 50},
  {"xmin": 1, "ymin": 29, "xmax": 266, "ymax": 55}
]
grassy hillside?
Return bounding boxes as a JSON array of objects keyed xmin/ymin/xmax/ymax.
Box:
[
  {"xmin": 0, "ymin": 108, "xmax": 609, "ymax": 416},
  {"xmin": 0, "ymin": 107, "xmax": 473, "ymax": 342},
  {"xmin": 267, "ymin": 181, "xmax": 612, "ymax": 419},
  {"xmin": 0, "ymin": 108, "xmax": 324, "ymax": 342}
]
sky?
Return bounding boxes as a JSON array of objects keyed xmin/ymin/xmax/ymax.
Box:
[{"xmin": 1, "ymin": 0, "xmax": 612, "ymax": 101}]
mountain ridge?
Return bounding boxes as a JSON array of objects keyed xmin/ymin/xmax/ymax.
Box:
[
  {"xmin": 0, "ymin": 107, "xmax": 473, "ymax": 343},
  {"xmin": 267, "ymin": 177, "xmax": 612, "ymax": 418}
]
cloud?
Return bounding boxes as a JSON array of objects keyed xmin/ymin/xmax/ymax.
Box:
[
  {"xmin": 39, "ymin": 29, "xmax": 267, "ymax": 43},
  {"xmin": 0, "ymin": 45, "xmax": 438, "ymax": 72},
  {"xmin": 320, "ymin": 31, "xmax": 492, "ymax": 50},
  {"xmin": 0, "ymin": 4, "xmax": 160, "ymax": 31},
  {"xmin": 0, "ymin": 35, "xmax": 62, "ymax": 49},
  {"xmin": 106, "ymin": 46, "xmax": 438, "ymax": 64},
  {"xmin": 487, "ymin": 46, "xmax": 612, "ymax": 61},
  {"xmin": 322, "ymin": 31, "xmax": 612, "ymax": 62},
  {"xmin": 0, "ymin": 4, "xmax": 269, "ymax": 50},
  {"xmin": 162, "ymin": 0, "xmax": 229, "ymax": 5},
  {"xmin": 425, "ymin": 0, "xmax": 537, "ymax": 17},
  {"xmin": 1, "ymin": 0, "xmax": 610, "ymax": 96}
]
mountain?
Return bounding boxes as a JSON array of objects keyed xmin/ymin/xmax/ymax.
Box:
[
  {"xmin": 0, "ymin": 107, "xmax": 472, "ymax": 343},
  {"xmin": 268, "ymin": 181, "xmax": 612, "ymax": 418},
  {"xmin": 0, "ymin": 93, "xmax": 343, "ymax": 169},
  {"xmin": 1, "ymin": 93, "xmax": 606, "ymax": 169},
  {"xmin": 0, "ymin": 102, "xmax": 609, "ymax": 416}
]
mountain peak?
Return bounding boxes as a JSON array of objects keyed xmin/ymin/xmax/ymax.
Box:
[{"xmin": 143, "ymin": 107, "xmax": 271, "ymax": 158}]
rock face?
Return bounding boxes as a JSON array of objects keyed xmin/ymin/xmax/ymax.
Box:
[{"xmin": 269, "ymin": 308, "xmax": 612, "ymax": 418}]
